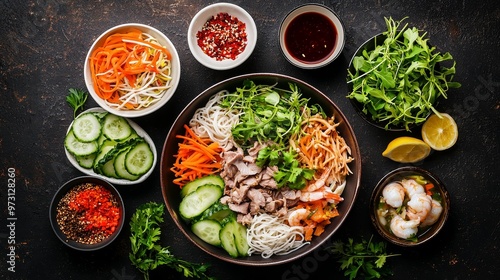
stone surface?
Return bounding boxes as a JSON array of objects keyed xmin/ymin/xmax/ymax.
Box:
[{"xmin": 0, "ymin": 0, "xmax": 499, "ymax": 279}]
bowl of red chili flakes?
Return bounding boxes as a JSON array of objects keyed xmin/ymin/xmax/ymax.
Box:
[
  {"xmin": 187, "ymin": 2, "xmax": 257, "ymax": 70},
  {"xmin": 49, "ymin": 176, "xmax": 125, "ymax": 251}
]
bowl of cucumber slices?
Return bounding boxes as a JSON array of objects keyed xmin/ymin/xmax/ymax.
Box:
[{"xmin": 64, "ymin": 108, "xmax": 156, "ymax": 185}]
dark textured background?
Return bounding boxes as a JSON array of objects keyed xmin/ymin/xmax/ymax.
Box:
[{"xmin": 1, "ymin": 0, "xmax": 499, "ymax": 279}]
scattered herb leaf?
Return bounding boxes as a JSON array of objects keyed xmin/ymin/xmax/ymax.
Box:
[
  {"xmin": 66, "ymin": 88, "xmax": 88, "ymax": 119},
  {"xmin": 129, "ymin": 202, "xmax": 215, "ymax": 280},
  {"xmin": 327, "ymin": 235, "xmax": 400, "ymax": 280}
]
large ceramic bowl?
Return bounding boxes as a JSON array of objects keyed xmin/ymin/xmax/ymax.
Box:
[
  {"xmin": 160, "ymin": 73, "xmax": 361, "ymax": 266},
  {"xmin": 84, "ymin": 23, "xmax": 180, "ymax": 118}
]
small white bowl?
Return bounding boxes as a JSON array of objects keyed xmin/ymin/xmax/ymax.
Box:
[
  {"xmin": 187, "ymin": 3, "xmax": 257, "ymax": 70},
  {"xmin": 84, "ymin": 23, "xmax": 180, "ymax": 118},
  {"xmin": 279, "ymin": 4, "xmax": 345, "ymax": 69}
]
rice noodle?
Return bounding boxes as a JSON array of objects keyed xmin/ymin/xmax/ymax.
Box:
[
  {"xmin": 247, "ymin": 213, "xmax": 310, "ymax": 258},
  {"xmin": 189, "ymin": 90, "xmax": 241, "ymax": 148}
]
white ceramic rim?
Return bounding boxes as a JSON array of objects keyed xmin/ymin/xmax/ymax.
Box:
[
  {"xmin": 279, "ymin": 4, "xmax": 345, "ymax": 69},
  {"xmin": 187, "ymin": 2, "xmax": 257, "ymax": 70},
  {"xmin": 64, "ymin": 108, "xmax": 157, "ymax": 185},
  {"xmin": 84, "ymin": 23, "xmax": 181, "ymax": 118}
]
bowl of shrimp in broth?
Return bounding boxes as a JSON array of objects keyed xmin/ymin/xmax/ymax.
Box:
[
  {"xmin": 370, "ymin": 166, "xmax": 450, "ymax": 246},
  {"xmin": 160, "ymin": 73, "xmax": 361, "ymax": 265}
]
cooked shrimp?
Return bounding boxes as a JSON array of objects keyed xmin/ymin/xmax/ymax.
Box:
[
  {"xmin": 382, "ymin": 182, "xmax": 405, "ymax": 208},
  {"xmin": 401, "ymin": 179, "xmax": 425, "ymax": 198},
  {"xmin": 420, "ymin": 199, "xmax": 443, "ymax": 227},
  {"xmin": 303, "ymin": 168, "xmax": 331, "ymax": 192},
  {"xmin": 406, "ymin": 193, "xmax": 432, "ymax": 221},
  {"xmin": 287, "ymin": 208, "xmax": 309, "ymax": 226},
  {"xmin": 390, "ymin": 214, "xmax": 420, "ymax": 239},
  {"xmin": 300, "ymin": 186, "xmax": 343, "ymax": 203}
]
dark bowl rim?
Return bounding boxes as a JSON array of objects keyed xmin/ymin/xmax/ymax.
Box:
[
  {"xmin": 49, "ymin": 175, "xmax": 125, "ymax": 251},
  {"xmin": 278, "ymin": 3, "xmax": 346, "ymax": 69},
  {"xmin": 160, "ymin": 72, "xmax": 362, "ymax": 265},
  {"xmin": 369, "ymin": 166, "xmax": 451, "ymax": 247}
]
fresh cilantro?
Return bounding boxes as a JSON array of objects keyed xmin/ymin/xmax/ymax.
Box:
[
  {"xmin": 129, "ymin": 202, "xmax": 215, "ymax": 280},
  {"xmin": 327, "ymin": 235, "xmax": 400, "ymax": 280},
  {"xmin": 256, "ymin": 145, "xmax": 314, "ymax": 190},
  {"xmin": 66, "ymin": 88, "xmax": 88, "ymax": 119},
  {"xmin": 347, "ymin": 17, "xmax": 461, "ymax": 131}
]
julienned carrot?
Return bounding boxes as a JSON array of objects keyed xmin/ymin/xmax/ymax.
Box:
[
  {"xmin": 171, "ymin": 125, "xmax": 222, "ymax": 187},
  {"xmin": 88, "ymin": 28, "xmax": 173, "ymax": 110}
]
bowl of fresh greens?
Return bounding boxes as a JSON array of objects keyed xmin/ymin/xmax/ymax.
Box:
[{"xmin": 346, "ymin": 17, "xmax": 461, "ymax": 131}]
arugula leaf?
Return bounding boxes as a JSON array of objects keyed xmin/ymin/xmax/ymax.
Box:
[
  {"xmin": 129, "ymin": 202, "xmax": 215, "ymax": 280},
  {"xmin": 327, "ymin": 235, "xmax": 400, "ymax": 280},
  {"xmin": 347, "ymin": 17, "xmax": 461, "ymax": 131},
  {"xmin": 66, "ymin": 88, "xmax": 88, "ymax": 119}
]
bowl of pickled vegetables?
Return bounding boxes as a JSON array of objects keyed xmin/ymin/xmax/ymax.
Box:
[
  {"xmin": 84, "ymin": 23, "xmax": 180, "ymax": 118},
  {"xmin": 370, "ymin": 166, "xmax": 451, "ymax": 246}
]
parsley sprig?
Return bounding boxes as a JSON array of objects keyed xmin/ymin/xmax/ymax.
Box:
[
  {"xmin": 327, "ymin": 236, "xmax": 401, "ymax": 280},
  {"xmin": 129, "ymin": 202, "xmax": 215, "ymax": 280},
  {"xmin": 66, "ymin": 88, "xmax": 88, "ymax": 118}
]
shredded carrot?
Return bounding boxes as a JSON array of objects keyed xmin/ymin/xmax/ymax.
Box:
[
  {"xmin": 170, "ymin": 125, "xmax": 223, "ymax": 187},
  {"xmin": 88, "ymin": 28, "xmax": 173, "ymax": 110}
]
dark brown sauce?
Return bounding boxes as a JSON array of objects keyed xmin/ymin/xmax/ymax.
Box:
[{"xmin": 284, "ymin": 12, "xmax": 337, "ymax": 63}]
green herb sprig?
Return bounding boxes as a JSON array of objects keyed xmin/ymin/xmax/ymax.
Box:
[
  {"xmin": 327, "ymin": 236, "xmax": 401, "ymax": 280},
  {"xmin": 347, "ymin": 17, "xmax": 461, "ymax": 131},
  {"xmin": 256, "ymin": 145, "xmax": 314, "ymax": 190},
  {"xmin": 66, "ymin": 88, "xmax": 88, "ymax": 118},
  {"xmin": 129, "ymin": 202, "xmax": 215, "ymax": 280}
]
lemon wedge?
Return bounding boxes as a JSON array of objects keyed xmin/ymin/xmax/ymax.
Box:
[
  {"xmin": 382, "ymin": 136, "xmax": 431, "ymax": 163},
  {"xmin": 421, "ymin": 113, "xmax": 458, "ymax": 151}
]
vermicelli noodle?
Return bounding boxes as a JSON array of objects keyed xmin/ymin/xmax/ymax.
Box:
[
  {"xmin": 247, "ymin": 213, "xmax": 310, "ymax": 258},
  {"xmin": 189, "ymin": 90, "xmax": 241, "ymax": 148}
]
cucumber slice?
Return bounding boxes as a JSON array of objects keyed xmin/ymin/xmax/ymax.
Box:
[
  {"xmin": 179, "ymin": 184, "xmax": 223, "ymax": 220},
  {"xmin": 114, "ymin": 149, "xmax": 140, "ymax": 181},
  {"xmin": 92, "ymin": 139, "xmax": 117, "ymax": 173},
  {"xmin": 102, "ymin": 114, "xmax": 132, "ymax": 141},
  {"xmin": 101, "ymin": 158, "xmax": 118, "ymax": 178},
  {"xmin": 64, "ymin": 130, "xmax": 98, "ymax": 156},
  {"xmin": 219, "ymin": 221, "xmax": 240, "ymax": 258},
  {"xmin": 191, "ymin": 219, "xmax": 222, "ymax": 246},
  {"xmin": 181, "ymin": 175, "xmax": 225, "ymax": 198},
  {"xmin": 125, "ymin": 141, "xmax": 154, "ymax": 176},
  {"xmin": 72, "ymin": 113, "xmax": 102, "ymax": 142},
  {"xmin": 75, "ymin": 153, "xmax": 96, "ymax": 169},
  {"xmin": 195, "ymin": 202, "xmax": 233, "ymax": 223},
  {"xmin": 219, "ymin": 219, "xmax": 249, "ymax": 257}
]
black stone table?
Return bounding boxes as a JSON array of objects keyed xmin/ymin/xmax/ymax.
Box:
[{"xmin": 1, "ymin": 0, "xmax": 499, "ymax": 279}]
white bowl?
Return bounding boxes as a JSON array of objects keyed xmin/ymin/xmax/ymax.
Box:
[
  {"xmin": 64, "ymin": 108, "xmax": 157, "ymax": 185},
  {"xmin": 187, "ymin": 3, "xmax": 257, "ymax": 70},
  {"xmin": 84, "ymin": 23, "xmax": 180, "ymax": 118},
  {"xmin": 279, "ymin": 4, "xmax": 345, "ymax": 69}
]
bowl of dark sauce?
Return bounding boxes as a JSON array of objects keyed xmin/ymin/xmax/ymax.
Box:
[{"xmin": 279, "ymin": 4, "xmax": 345, "ymax": 69}]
